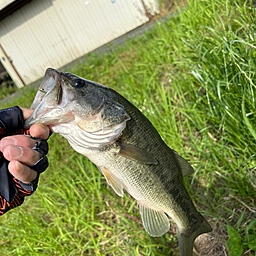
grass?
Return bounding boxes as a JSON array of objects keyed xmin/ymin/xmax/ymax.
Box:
[
  {"xmin": 0, "ymin": 85, "xmax": 18, "ymax": 101},
  {"xmin": 0, "ymin": 0, "xmax": 256, "ymax": 255}
]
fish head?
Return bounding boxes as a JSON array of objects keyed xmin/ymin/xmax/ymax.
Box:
[{"xmin": 25, "ymin": 68, "xmax": 130, "ymax": 135}]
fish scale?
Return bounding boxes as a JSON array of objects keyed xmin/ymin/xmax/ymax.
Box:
[{"xmin": 25, "ymin": 68, "xmax": 212, "ymax": 256}]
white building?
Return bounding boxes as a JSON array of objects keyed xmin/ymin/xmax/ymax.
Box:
[{"xmin": 0, "ymin": 0, "xmax": 158, "ymax": 88}]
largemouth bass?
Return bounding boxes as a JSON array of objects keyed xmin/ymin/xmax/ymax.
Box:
[{"xmin": 25, "ymin": 68, "xmax": 212, "ymax": 256}]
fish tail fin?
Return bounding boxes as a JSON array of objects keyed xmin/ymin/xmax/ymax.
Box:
[{"xmin": 178, "ymin": 215, "xmax": 212, "ymax": 256}]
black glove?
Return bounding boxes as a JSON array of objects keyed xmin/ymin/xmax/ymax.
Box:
[{"xmin": 0, "ymin": 106, "xmax": 49, "ymax": 215}]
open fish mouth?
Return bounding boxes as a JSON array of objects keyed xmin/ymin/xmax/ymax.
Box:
[
  {"xmin": 24, "ymin": 68, "xmax": 75, "ymax": 128},
  {"xmin": 31, "ymin": 68, "xmax": 61, "ymax": 109}
]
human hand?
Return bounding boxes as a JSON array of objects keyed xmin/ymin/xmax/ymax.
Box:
[
  {"xmin": 0, "ymin": 106, "xmax": 51, "ymax": 215},
  {"xmin": 0, "ymin": 107, "xmax": 50, "ymax": 184}
]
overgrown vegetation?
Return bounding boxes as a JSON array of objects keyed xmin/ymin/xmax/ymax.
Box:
[
  {"xmin": 0, "ymin": 0, "xmax": 255, "ymax": 255},
  {"xmin": 0, "ymin": 73, "xmax": 17, "ymax": 100}
]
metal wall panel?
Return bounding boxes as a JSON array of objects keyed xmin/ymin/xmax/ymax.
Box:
[
  {"xmin": 0, "ymin": 0, "xmax": 15, "ymax": 10},
  {"xmin": 0, "ymin": 0, "xmax": 152, "ymax": 85}
]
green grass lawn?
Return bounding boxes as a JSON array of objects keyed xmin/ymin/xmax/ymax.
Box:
[{"xmin": 0, "ymin": 0, "xmax": 255, "ymax": 255}]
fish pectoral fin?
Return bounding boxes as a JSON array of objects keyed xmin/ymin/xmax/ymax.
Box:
[
  {"xmin": 172, "ymin": 149, "xmax": 194, "ymax": 176},
  {"xmin": 139, "ymin": 203, "xmax": 170, "ymax": 237},
  {"xmin": 101, "ymin": 167, "xmax": 124, "ymax": 197},
  {"xmin": 119, "ymin": 143, "xmax": 157, "ymax": 165}
]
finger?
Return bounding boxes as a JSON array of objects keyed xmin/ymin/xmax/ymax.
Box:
[
  {"xmin": 30, "ymin": 123, "xmax": 50, "ymax": 140},
  {"xmin": 20, "ymin": 107, "xmax": 33, "ymax": 119},
  {"xmin": 20, "ymin": 107, "xmax": 50, "ymax": 140},
  {"xmin": 0, "ymin": 135, "xmax": 37, "ymax": 152},
  {"xmin": 2, "ymin": 145, "xmax": 40, "ymax": 166},
  {"xmin": 8, "ymin": 160, "xmax": 37, "ymax": 184}
]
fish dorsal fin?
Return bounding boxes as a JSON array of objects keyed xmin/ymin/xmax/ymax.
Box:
[
  {"xmin": 119, "ymin": 143, "xmax": 157, "ymax": 165},
  {"xmin": 101, "ymin": 167, "xmax": 124, "ymax": 197},
  {"xmin": 172, "ymin": 150, "xmax": 194, "ymax": 176},
  {"xmin": 139, "ymin": 203, "xmax": 170, "ymax": 237}
]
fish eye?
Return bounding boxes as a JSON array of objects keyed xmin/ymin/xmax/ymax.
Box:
[{"xmin": 73, "ymin": 79, "xmax": 85, "ymax": 88}]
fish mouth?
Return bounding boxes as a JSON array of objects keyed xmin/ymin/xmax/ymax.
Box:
[{"xmin": 24, "ymin": 68, "xmax": 74, "ymax": 128}]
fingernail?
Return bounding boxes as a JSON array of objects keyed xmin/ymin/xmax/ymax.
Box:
[
  {"xmin": 15, "ymin": 160, "xmax": 24, "ymax": 173},
  {"xmin": 8, "ymin": 146, "xmax": 23, "ymax": 159},
  {"xmin": 0, "ymin": 138, "xmax": 17, "ymax": 152}
]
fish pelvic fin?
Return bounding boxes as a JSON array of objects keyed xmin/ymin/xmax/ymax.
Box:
[
  {"xmin": 101, "ymin": 167, "xmax": 124, "ymax": 197},
  {"xmin": 139, "ymin": 203, "xmax": 170, "ymax": 237},
  {"xmin": 178, "ymin": 216, "xmax": 212, "ymax": 256}
]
